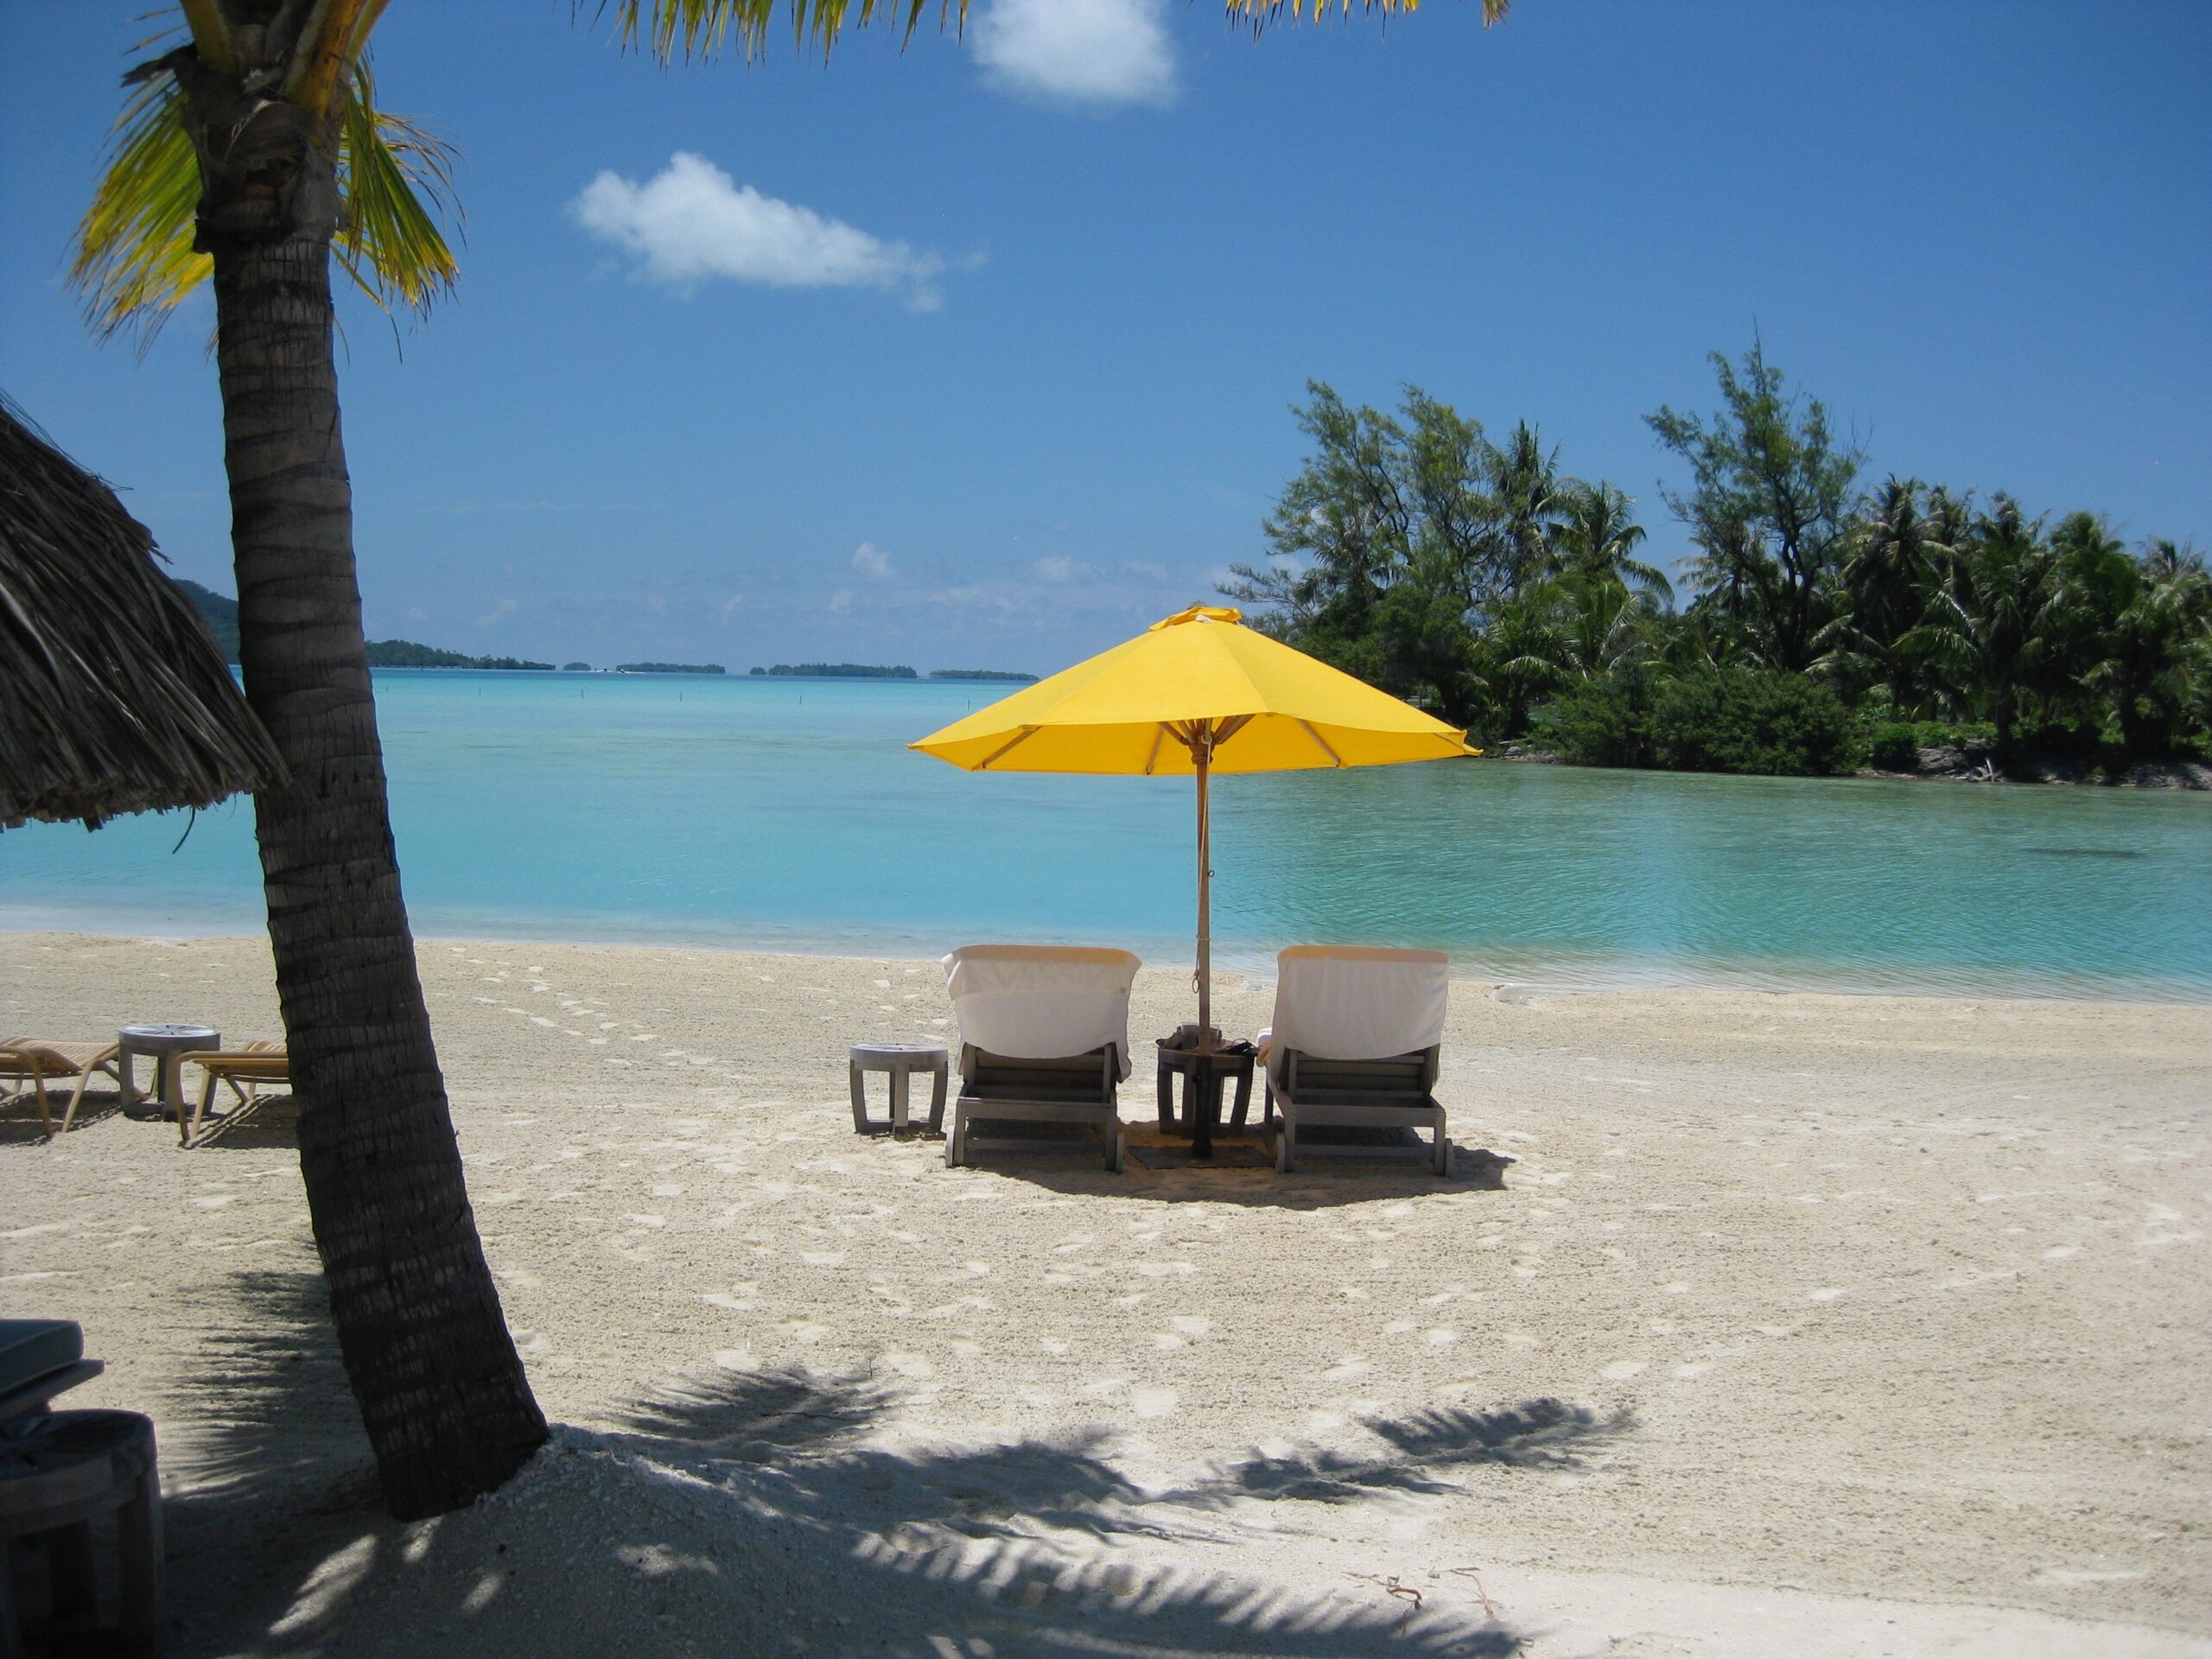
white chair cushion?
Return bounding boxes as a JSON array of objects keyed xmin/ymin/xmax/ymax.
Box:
[
  {"xmin": 1267, "ymin": 945, "xmax": 1449, "ymax": 1088},
  {"xmin": 943, "ymin": 945, "xmax": 1141, "ymax": 1081}
]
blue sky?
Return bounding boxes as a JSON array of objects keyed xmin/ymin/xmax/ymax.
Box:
[{"xmin": 2, "ymin": 0, "xmax": 2207, "ymax": 675}]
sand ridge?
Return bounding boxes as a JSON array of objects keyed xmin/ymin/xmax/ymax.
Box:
[{"xmin": 2, "ymin": 930, "xmax": 2208, "ymax": 1656}]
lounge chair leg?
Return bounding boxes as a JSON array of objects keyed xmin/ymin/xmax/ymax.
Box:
[
  {"xmin": 30, "ymin": 1076, "xmax": 54, "ymax": 1141},
  {"xmin": 1275, "ymin": 1116, "xmax": 1294, "ymax": 1173},
  {"xmin": 61, "ymin": 1071, "xmax": 95, "ymax": 1135},
  {"xmin": 945, "ymin": 1108, "xmax": 965, "ymax": 1167},
  {"xmin": 1104, "ymin": 1127, "xmax": 1123, "ymax": 1173}
]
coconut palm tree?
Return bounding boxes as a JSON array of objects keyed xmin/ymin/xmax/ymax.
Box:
[
  {"xmin": 2082, "ymin": 540, "xmax": 2212, "ymax": 755},
  {"xmin": 1818, "ymin": 476, "xmax": 1953, "ymax": 712},
  {"xmin": 1553, "ymin": 480, "xmax": 1672, "ymax": 602},
  {"xmin": 71, "ymin": 0, "xmax": 1497, "ymax": 1521},
  {"xmin": 1904, "ymin": 494, "xmax": 2056, "ymax": 751}
]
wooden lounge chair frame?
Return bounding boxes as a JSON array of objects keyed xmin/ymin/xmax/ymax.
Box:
[
  {"xmin": 945, "ymin": 1045, "xmax": 1125, "ymax": 1173},
  {"xmin": 177, "ymin": 1043, "xmax": 289, "ymax": 1147},
  {"xmin": 0, "ymin": 1042, "xmax": 123, "ymax": 1140},
  {"xmin": 1267, "ymin": 1044, "xmax": 1450, "ymax": 1175}
]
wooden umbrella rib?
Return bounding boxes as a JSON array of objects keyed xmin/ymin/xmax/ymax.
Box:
[
  {"xmin": 1297, "ymin": 719, "xmax": 1345, "ymax": 767},
  {"xmin": 976, "ymin": 725, "xmax": 1040, "ymax": 771},
  {"xmin": 1142, "ymin": 724, "xmax": 1167, "ymax": 777}
]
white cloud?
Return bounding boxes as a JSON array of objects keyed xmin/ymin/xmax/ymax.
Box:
[
  {"xmin": 829, "ymin": 588, "xmax": 854, "ymax": 614},
  {"xmin": 573, "ymin": 153, "xmax": 950, "ymax": 309},
  {"xmin": 971, "ymin": 0, "xmax": 1177, "ymax": 107},
  {"xmin": 476, "ymin": 597, "xmax": 518, "ymax": 628},
  {"xmin": 1030, "ymin": 555, "xmax": 1088, "ymax": 582},
  {"xmin": 852, "ymin": 541, "xmax": 893, "ymax": 579}
]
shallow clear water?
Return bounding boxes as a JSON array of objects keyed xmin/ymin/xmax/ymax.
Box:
[{"xmin": 6, "ymin": 671, "xmax": 2209, "ymax": 998}]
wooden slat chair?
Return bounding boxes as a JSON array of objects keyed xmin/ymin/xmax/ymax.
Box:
[
  {"xmin": 940, "ymin": 944, "xmax": 1140, "ymax": 1174},
  {"xmin": 948, "ymin": 1046, "xmax": 1124, "ymax": 1173},
  {"xmin": 1268, "ymin": 1044, "xmax": 1448, "ymax": 1174},
  {"xmin": 1261, "ymin": 945, "xmax": 1453, "ymax": 1175},
  {"xmin": 0, "ymin": 1041, "xmax": 123, "ymax": 1140},
  {"xmin": 176, "ymin": 1041, "xmax": 289, "ymax": 1147}
]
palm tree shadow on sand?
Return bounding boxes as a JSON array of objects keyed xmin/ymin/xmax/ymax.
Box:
[{"xmin": 162, "ymin": 1271, "xmax": 1628, "ymax": 1657}]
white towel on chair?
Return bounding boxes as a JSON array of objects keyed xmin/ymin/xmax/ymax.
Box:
[
  {"xmin": 943, "ymin": 945, "xmax": 1141, "ymax": 1080},
  {"xmin": 1266, "ymin": 945, "xmax": 1448, "ymax": 1088}
]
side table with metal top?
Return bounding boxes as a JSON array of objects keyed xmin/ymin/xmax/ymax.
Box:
[
  {"xmin": 116, "ymin": 1023, "xmax": 219, "ymax": 1128},
  {"xmin": 1154, "ymin": 1036, "xmax": 1255, "ymax": 1160},
  {"xmin": 849, "ymin": 1042, "xmax": 950, "ymax": 1136}
]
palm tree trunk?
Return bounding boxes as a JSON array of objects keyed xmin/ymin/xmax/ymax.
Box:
[{"xmin": 199, "ymin": 107, "xmax": 545, "ymax": 1521}]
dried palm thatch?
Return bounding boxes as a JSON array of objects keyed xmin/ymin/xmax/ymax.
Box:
[{"xmin": 1, "ymin": 393, "xmax": 283, "ymax": 830}]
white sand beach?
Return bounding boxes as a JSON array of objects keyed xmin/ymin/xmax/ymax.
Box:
[{"xmin": 3, "ymin": 930, "xmax": 2209, "ymax": 1657}]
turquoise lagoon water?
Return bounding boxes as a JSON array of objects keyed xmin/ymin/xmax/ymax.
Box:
[{"xmin": 5, "ymin": 671, "xmax": 2209, "ymax": 999}]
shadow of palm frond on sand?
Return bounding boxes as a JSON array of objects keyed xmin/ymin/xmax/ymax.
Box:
[{"xmin": 160, "ymin": 1274, "xmax": 1624, "ymax": 1656}]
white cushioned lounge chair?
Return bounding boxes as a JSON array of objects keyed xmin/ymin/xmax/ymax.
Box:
[
  {"xmin": 942, "ymin": 945, "xmax": 1140, "ymax": 1173},
  {"xmin": 1261, "ymin": 945, "xmax": 1452, "ymax": 1175}
]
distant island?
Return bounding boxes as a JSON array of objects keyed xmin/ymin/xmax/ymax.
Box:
[
  {"xmin": 616, "ymin": 662, "xmax": 727, "ymax": 675},
  {"xmin": 367, "ymin": 639, "xmax": 552, "ymax": 671},
  {"xmin": 928, "ymin": 669, "xmax": 1039, "ymax": 683},
  {"xmin": 171, "ymin": 580, "xmax": 556, "ymax": 670},
  {"xmin": 174, "ymin": 578, "xmax": 240, "ymax": 661},
  {"xmin": 752, "ymin": 664, "xmax": 918, "ymax": 679},
  {"xmin": 563, "ymin": 661, "xmax": 590, "ymax": 672}
]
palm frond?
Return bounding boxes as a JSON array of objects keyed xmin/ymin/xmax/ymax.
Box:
[
  {"xmin": 1227, "ymin": 0, "xmax": 1510, "ymax": 29},
  {"xmin": 334, "ymin": 60, "xmax": 461, "ymax": 317},
  {"xmin": 590, "ymin": 0, "xmax": 961, "ymax": 62},
  {"xmin": 71, "ymin": 71, "xmax": 207, "ymax": 349},
  {"xmin": 73, "ymin": 46, "xmax": 461, "ymax": 344}
]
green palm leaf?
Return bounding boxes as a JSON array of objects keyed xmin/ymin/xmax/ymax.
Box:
[
  {"xmin": 334, "ymin": 60, "xmax": 461, "ymax": 318},
  {"xmin": 71, "ymin": 50, "xmax": 459, "ymax": 347},
  {"xmin": 70, "ymin": 73, "xmax": 205, "ymax": 348},
  {"xmin": 591, "ymin": 0, "xmax": 959, "ymax": 61}
]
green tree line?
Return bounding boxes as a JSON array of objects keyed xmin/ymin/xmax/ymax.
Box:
[{"xmin": 1225, "ymin": 343, "xmax": 2212, "ymax": 777}]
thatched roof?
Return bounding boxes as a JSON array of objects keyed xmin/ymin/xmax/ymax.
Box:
[{"xmin": 1, "ymin": 394, "xmax": 284, "ymax": 830}]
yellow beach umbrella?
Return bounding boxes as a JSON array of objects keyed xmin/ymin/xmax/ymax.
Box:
[{"xmin": 911, "ymin": 604, "xmax": 1471, "ymax": 1043}]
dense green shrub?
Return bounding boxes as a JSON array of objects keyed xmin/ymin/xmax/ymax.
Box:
[
  {"xmin": 1649, "ymin": 667, "xmax": 1861, "ymax": 776},
  {"xmin": 1868, "ymin": 722, "xmax": 1920, "ymax": 772},
  {"xmin": 1540, "ymin": 666, "xmax": 1661, "ymax": 767},
  {"xmin": 1541, "ymin": 666, "xmax": 1859, "ymax": 775}
]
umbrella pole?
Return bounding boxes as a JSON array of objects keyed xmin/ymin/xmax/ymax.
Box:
[{"xmin": 1195, "ymin": 733, "xmax": 1212, "ymax": 1052}]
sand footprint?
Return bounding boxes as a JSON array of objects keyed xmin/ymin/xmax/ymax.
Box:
[{"xmin": 1131, "ymin": 1387, "xmax": 1179, "ymax": 1420}]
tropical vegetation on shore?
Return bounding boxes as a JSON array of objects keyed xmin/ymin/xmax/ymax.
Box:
[{"xmin": 1226, "ymin": 345, "xmax": 2212, "ymax": 778}]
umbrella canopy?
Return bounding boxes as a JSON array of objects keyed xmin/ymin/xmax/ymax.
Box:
[
  {"xmin": 909, "ymin": 605, "xmax": 1466, "ymax": 775},
  {"xmin": 912, "ymin": 604, "xmax": 1469, "ymax": 1047},
  {"xmin": 0, "ymin": 395, "xmax": 284, "ymax": 830}
]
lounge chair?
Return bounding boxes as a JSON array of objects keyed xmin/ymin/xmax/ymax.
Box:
[
  {"xmin": 1260, "ymin": 946, "xmax": 1452, "ymax": 1174},
  {"xmin": 0, "ymin": 1041, "xmax": 123, "ymax": 1139},
  {"xmin": 176, "ymin": 1041, "xmax": 289, "ymax": 1147},
  {"xmin": 941, "ymin": 945, "xmax": 1140, "ymax": 1173}
]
